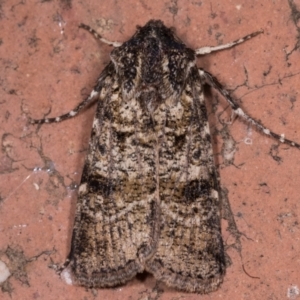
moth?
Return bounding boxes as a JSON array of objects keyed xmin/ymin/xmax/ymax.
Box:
[{"xmin": 31, "ymin": 20, "xmax": 300, "ymax": 293}]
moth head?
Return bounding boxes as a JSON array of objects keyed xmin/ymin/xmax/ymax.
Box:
[{"xmin": 110, "ymin": 20, "xmax": 196, "ymax": 102}]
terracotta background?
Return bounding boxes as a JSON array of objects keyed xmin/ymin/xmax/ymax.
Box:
[{"xmin": 0, "ymin": 0, "xmax": 300, "ymax": 299}]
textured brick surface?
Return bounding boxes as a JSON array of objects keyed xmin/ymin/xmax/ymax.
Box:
[{"xmin": 1, "ymin": 0, "xmax": 300, "ymax": 299}]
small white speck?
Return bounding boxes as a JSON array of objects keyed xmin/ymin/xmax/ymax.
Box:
[
  {"xmin": 0, "ymin": 260, "xmax": 11, "ymax": 283},
  {"xmin": 236, "ymin": 5, "xmax": 242, "ymax": 10},
  {"xmin": 235, "ymin": 108, "xmax": 245, "ymax": 117},
  {"xmin": 287, "ymin": 285, "xmax": 300, "ymax": 299},
  {"xmin": 61, "ymin": 267, "xmax": 73, "ymax": 285},
  {"xmin": 90, "ymin": 90, "xmax": 98, "ymax": 98},
  {"xmin": 33, "ymin": 182, "xmax": 40, "ymax": 190},
  {"xmin": 280, "ymin": 133, "xmax": 285, "ymax": 143},
  {"xmin": 244, "ymin": 138, "xmax": 252, "ymax": 145},
  {"xmin": 69, "ymin": 110, "xmax": 77, "ymax": 117},
  {"xmin": 55, "ymin": 117, "xmax": 61, "ymax": 122},
  {"xmin": 263, "ymin": 128, "xmax": 270, "ymax": 135},
  {"xmin": 58, "ymin": 22, "xmax": 64, "ymax": 35},
  {"xmin": 13, "ymin": 224, "xmax": 27, "ymax": 228}
]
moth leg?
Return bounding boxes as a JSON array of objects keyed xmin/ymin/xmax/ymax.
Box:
[
  {"xmin": 79, "ymin": 23, "xmax": 122, "ymax": 47},
  {"xmin": 199, "ymin": 69, "xmax": 300, "ymax": 149},
  {"xmin": 195, "ymin": 30, "xmax": 263, "ymax": 55},
  {"xmin": 30, "ymin": 88, "xmax": 99, "ymax": 124},
  {"xmin": 29, "ymin": 23, "xmax": 122, "ymax": 125},
  {"xmin": 30, "ymin": 55, "xmax": 117, "ymax": 124}
]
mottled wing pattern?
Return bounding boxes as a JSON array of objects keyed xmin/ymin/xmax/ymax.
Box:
[
  {"xmin": 60, "ymin": 20, "xmax": 225, "ymax": 292},
  {"xmin": 145, "ymin": 68, "xmax": 225, "ymax": 293},
  {"xmin": 31, "ymin": 19, "xmax": 300, "ymax": 293},
  {"xmin": 63, "ymin": 62, "xmax": 160, "ymax": 287}
]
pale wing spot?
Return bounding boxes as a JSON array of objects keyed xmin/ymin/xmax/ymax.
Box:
[
  {"xmin": 203, "ymin": 124, "xmax": 211, "ymax": 135},
  {"xmin": 79, "ymin": 183, "xmax": 87, "ymax": 193},
  {"xmin": 60, "ymin": 267, "xmax": 74, "ymax": 285},
  {"xmin": 89, "ymin": 89, "xmax": 98, "ymax": 98}
]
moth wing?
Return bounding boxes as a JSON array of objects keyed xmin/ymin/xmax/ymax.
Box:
[
  {"xmin": 62, "ymin": 63, "xmax": 159, "ymax": 287},
  {"xmin": 145, "ymin": 73, "xmax": 226, "ymax": 293}
]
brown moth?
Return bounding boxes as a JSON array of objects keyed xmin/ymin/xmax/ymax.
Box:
[{"xmin": 31, "ymin": 20, "xmax": 300, "ymax": 293}]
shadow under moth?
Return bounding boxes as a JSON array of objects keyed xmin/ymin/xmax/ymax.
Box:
[{"xmin": 30, "ymin": 20, "xmax": 300, "ymax": 293}]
